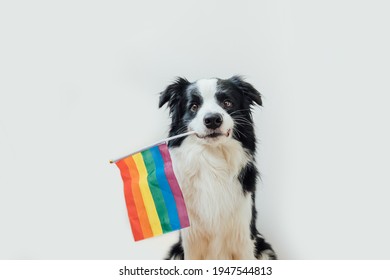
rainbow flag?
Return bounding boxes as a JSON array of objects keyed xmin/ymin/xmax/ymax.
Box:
[{"xmin": 114, "ymin": 143, "xmax": 190, "ymax": 241}]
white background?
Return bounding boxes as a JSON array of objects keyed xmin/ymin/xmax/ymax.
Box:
[{"xmin": 1, "ymin": 0, "xmax": 389, "ymax": 259}]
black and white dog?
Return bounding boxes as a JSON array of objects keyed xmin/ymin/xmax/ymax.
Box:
[{"xmin": 159, "ymin": 76, "xmax": 276, "ymax": 260}]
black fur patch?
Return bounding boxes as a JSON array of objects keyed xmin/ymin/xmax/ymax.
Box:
[
  {"xmin": 165, "ymin": 237, "xmax": 184, "ymax": 260},
  {"xmin": 238, "ymin": 162, "xmax": 259, "ymax": 194}
]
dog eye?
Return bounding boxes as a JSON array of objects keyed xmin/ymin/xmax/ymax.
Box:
[
  {"xmin": 190, "ymin": 104, "xmax": 199, "ymax": 112},
  {"xmin": 223, "ymin": 100, "xmax": 233, "ymax": 108}
]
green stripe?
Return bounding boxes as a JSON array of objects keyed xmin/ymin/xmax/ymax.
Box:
[{"xmin": 141, "ymin": 149, "xmax": 172, "ymax": 233}]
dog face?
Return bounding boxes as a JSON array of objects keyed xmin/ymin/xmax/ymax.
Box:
[{"xmin": 159, "ymin": 76, "xmax": 262, "ymax": 150}]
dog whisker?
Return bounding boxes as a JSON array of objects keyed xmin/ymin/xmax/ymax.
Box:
[{"xmin": 230, "ymin": 108, "xmax": 252, "ymax": 115}]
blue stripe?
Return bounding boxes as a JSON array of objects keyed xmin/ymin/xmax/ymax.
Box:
[{"xmin": 150, "ymin": 146, "xmax": 181, "ymax": 230}]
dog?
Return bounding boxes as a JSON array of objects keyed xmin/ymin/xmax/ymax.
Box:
[{"xmin": 159, "ymin": 76, "xmax": 276, "ymax": 260}]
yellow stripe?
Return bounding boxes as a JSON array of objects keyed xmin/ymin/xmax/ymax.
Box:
[{"xmin": 132, "ymin": 153, "xmax": 163, "ymax": 236}]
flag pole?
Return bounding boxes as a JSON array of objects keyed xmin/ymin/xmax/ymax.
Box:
[{"xmin": 109, "ymin": 131, "xmax": 196, "ymax": 164}]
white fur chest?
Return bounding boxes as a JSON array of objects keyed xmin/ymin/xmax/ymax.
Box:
[
  {"xmin": 171, "ymin": 138, "xmax": 254, "ymax": 259},
  {"xmin": 170, "ymin": 137, "xmax": 254, "ymax": 259}
]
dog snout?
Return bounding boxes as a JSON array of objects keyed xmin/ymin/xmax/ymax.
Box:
[{"xmin": 204, "ymin": 113, "xmax": 223, "ymax": 129}]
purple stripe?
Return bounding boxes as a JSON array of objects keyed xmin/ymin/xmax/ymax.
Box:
[{"xmin": 158, "ymin": 143, "xmax": 190, "ymax": 228}]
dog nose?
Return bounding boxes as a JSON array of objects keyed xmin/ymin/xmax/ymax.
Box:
[{"xmin": 204, "ymin": 113, "xmax": 223, "ymax": 129}]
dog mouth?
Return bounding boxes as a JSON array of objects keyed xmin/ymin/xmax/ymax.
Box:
[{"xmin": 196, "ymin": 129, "xmax": 231, "ymax": 139}]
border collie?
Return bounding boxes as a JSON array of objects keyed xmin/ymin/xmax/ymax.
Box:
[{"xmin": 159, "ymin": 76, "xmax": 276, "ymax": 260}]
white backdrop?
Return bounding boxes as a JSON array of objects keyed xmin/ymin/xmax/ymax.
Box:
[{"xmin": 1, "ymin": 0, "xmax": 390, "ymax": 259}]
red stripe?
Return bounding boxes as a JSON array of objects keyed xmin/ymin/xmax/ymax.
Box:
[
  {"xmin": 116, "ymin": 159, "xmax": 144, "ymax": 241},
  {"xmin": 158, "ymin": 144, "xmax": 190, "ymax": 228}
]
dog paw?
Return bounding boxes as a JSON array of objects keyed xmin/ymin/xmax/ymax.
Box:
[{"xmin": 257, "ymin": 249, "xmax": 277, "ymax": 260}]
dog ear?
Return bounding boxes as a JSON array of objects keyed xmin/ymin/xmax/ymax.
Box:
[
  {"xmin": 159, "ymin": 77, "xmax": 190, "ymax": 108},
  {"xmin": 229, "ymin": 75, "xmax": 262, "ymax": 106}
]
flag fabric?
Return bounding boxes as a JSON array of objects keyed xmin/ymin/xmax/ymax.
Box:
[{"xmin": 115, "ymin": 143, "xmax": 190, "ymax": 241}]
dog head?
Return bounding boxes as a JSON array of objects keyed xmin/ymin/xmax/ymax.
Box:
[{"xmin": 159, "ymin": 76, "xmax": 262, "ymax": 151}]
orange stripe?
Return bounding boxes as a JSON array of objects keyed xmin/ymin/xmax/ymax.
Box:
[
  {"xmin": 124, "ymin": 156, "xmax": 153, "ymax": 239},
  {"xmin": 116, "ymin": 159, "xmax": 143, "ymax": 241}
]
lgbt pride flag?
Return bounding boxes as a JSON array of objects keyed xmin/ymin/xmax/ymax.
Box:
[{"xmin": 114, "ymin": 143, "xmax": 190, "ymax": 241}]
